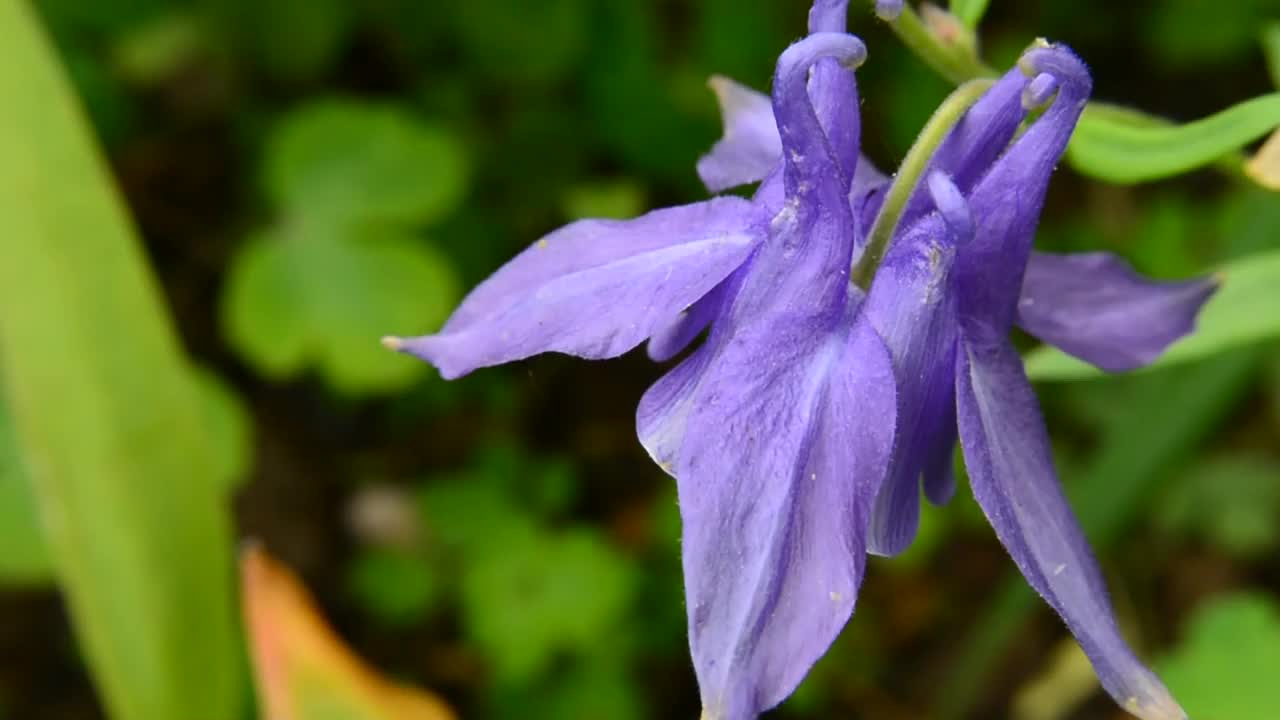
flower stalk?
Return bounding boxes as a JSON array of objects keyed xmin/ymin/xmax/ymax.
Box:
[
  {"xmin": 851, "ymin": 77, "xmax": 994, "ymax": 289},
  {"xmin": 877, "ymin": 2, "xmax": 994, "ymax": 84}
]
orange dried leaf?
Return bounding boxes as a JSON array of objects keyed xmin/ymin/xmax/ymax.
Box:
[{"xmin": 241, "ymin": 544, "xmax": 455, "ymax": 720}]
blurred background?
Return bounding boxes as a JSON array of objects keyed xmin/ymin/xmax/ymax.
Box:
[{"xmin": 1, "ymin": 0, "xmax": 1279, "ymax": 718}]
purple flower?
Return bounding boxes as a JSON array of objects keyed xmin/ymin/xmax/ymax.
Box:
[
  {"xmin": 394, "ymin": 31, "xmax": 899, "ymax": 717},
  {"xmin": 386, "ymin": 4, "xmax": 1212, "ymax": 718},
  {"xmin": 687, "ymin": 29, "xmax": 1212, "ymax": 720}
]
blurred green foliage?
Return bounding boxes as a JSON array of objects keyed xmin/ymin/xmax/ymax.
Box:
[
  {"xmin": 0, "ymin": 0, "xmax": 1278, "ymax": 719},
  {"xmin": 223, "ymin": 99, "xmax": 464, "ymax": 393},
  {"xmin": 1157, "ymin": 454, "xmax": 1280, "ymax": 556},
  {"xmin": 1159, "ymin": 593, "xmax": 1280, "ymax": 720}
]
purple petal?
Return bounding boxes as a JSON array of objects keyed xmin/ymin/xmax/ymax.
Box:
[
  {"xmin": 390, "ymin": 198, "xmax": 760, "ymax": 379},
  {"xmin": 807, "ymin": 0, "xmax": 849, "ymax": 32},
  {"xmin": 809, "ymin": 57, "xmax": 861, "ymax": 180},
  {"xmin": 697, "ymin": 33, "xmax": 874, "ymax": 201},
  {"xmin": 647, "ymin": 274, "xmax": 733, "ymax": 362},
  {"xmin": 920, "ymin": 390, "xmax": 957, "ymax": 505},
  {"xmin": 693, "ymin": 73, "xmax": 885, "ymax": 229},
  {"xmin": 955, "ymin": 337, "xmax": 1187, "ymax": 720},
  {"xmin": 865, "ymin": 182, "xmax": 965, "ymax": 556},
  {"xmin": 697, "ymin": 77, "xmax": 785, "ymax": 193},
  {"xmin": 899, "ymin": 66, "xmax": 1032, "ymax": 229},
  {"xmin": 636, "ymin": 36, "xmax": 899, "ymax": 717},
  {"xmin": 1017, "ymin": 251, "xmax": 1218, "ymax": 373},
  {"xmin": 697, "ymin": 50, "xmax": 866, "ymax": 195},
  {"xmin": 1024, "ymin": 72, "xmax": 1060, "ymax": 108},
  {"xmin": 640, "ymin": 315, "xmax": 895, "ymax": 719},
  {"xmin": 955, "ymin": 43, "xmax": 1092, "ymax": 332},
  {"xmin": 694, "ymin": 33, "xmax": 865, "ymax": 339}
]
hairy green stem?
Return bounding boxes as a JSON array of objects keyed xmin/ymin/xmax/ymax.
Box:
[
  {"xmin": 881, "ymin": 2, "xmax": 995, "ymax": 84},
  {"xmin": 851, "ymin": 77, "xmax": 994, "ymax": 288}
]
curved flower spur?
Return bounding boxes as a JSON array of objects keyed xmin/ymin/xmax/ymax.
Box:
[{"xmin": 386, "ymin": 4, "xmax": 1210, "ymax": 719}]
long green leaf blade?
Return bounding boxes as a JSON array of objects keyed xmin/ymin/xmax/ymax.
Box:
[
  {"xmin": 0, "ymin": 1, "xmax": 243, "ymax": 718},
  {"xmin": 1067, "ymin": 95, "xmax": 1280, "ymax": 184},
  {"xmin": 1025, "ymin": 248, "xmax": 1280, "ymax": 381},
  {"xmin": 0, "ymin": 399, "xmax": 53, "ymax": 583}
]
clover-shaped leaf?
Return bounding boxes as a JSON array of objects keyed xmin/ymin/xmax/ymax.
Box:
[
  {"xmin": 346, "ymin": 548, "xmax": 440, "ymax": 627},
  {"xmin": 222, "ymin": 226, "xmax": 458, "ymax": 393},
  {"xmin": 265, "ymin": 100, "xmax": 468, "ymax": 228},
  {"xmin": 460, "ymin": 529, "xmax": 636, "ymax": 682},
  {"xmin": 1159, "ymin": 593, "xmax": 1280, "ymax": 720}
]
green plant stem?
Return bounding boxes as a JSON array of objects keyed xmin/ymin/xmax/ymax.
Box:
[
  {"xmin": 882, "ymin": 2, "xmax": 995, "ymax": 84},
  {"xmin": 851, "ymin": 77, "xmax": 994, "ymax": 288}
]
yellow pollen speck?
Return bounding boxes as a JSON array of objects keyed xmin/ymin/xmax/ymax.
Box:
[
  {"xmin": 829, "ymin": 591, "xmax": 842, "ymax": 603},
  {"xmin": 537, "ymin": 239, "xmax": 549, "ymax": 249}
]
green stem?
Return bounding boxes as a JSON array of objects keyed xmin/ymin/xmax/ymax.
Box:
[
  {"xmin": 850, "ymin": 78, "xmax": 995, "ymax": 288},
  {"xmin": 883, "ymin": 2, "xmax": 996, "ymax": 85}
]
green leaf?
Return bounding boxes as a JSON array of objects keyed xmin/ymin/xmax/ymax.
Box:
[
  {"xmin": 346, "ymin": 548, "xmax": 439, "ymax": 627},
  {"xmin": 222, "ymin": 227, "xmax": 459, "ymax": 393},
  {"xmin": 1066, "ymin": 95, "xmax": 1280, "ymax": 184},
  {"xmin": 948, "ymin": 0, "xmax": 990, "ymax": 29},
  {"xmin": 0, "ymin": 368, "xmax": 248, "ymax": 586},
  {"xmin": 1157, "ymin": 454, "xmax": 1280, "ymax": 556},
  {"xmin": 194, "ymin": 367, "xmax": 254, "ymax": 490},
  {"xmin": 420, "ymin": 479, "xmax": 539, "ymax": 556},
  {"xmin": 0, "ymin": 399, "xmax": 52, "ymax": 584},
  {"xmin": 1158, "ymin": 593, "xmax": 1280, "ymax": 720},
  {"xmin": 265, "ymin": 100, "xmax": 469, "ymax": 227},
  {"xmin": 0, "ymin": 2, "xmax": 243, "ymax": 717},
  {"xmin": 1025, "ymin": 248, "xmax": 1280, "ymax": 381},
  {"xmin": 461, "ymin": 529, "xmax": 636, "ymax": 682}
]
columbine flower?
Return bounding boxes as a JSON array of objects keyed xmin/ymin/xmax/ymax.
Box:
[
  {"xmin": 690, "ymin": 17, "xmax": 1213, "ymax": 720},
  {"xmin": 392, "ymin": 29, "xmax": 900, "ymax": 718},
  {"xmin": 387, "ymin": 2, "xmax": 1212, "ymax": 718}
]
